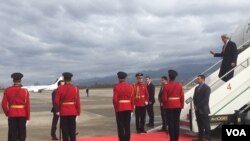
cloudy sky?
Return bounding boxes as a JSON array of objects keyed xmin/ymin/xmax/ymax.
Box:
[{"xmin": 0, "ymin": 0, "xmax": 250, "ymax": 86}]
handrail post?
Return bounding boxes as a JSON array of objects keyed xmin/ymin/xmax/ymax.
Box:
[
  {"xmin": 235, "ymin": 110, "xmax": 242, "ymax": 125},
  {"xmin": 189, "ymin": 100, "xmax": 193, "ymax": 131}
]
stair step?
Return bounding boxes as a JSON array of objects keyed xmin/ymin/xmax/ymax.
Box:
[
  {"xmin": 180, "ymin": 125, "xmax": 190, "ymax": 131},
  {"xmin": 180, "ymin": 119, "xmax": 190, "ymax": 127},
  {"xmin": 180, "ymin": 127, "xmax": 197, "ymax": 136}
]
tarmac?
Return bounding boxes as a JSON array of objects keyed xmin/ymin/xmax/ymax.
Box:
[{"xmin": 0, "ymin": 87, "xmax": 221, "ymax": 141}]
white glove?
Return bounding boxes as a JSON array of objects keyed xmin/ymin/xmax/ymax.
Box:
[
  {"xmin": 26, "ymin": 120, "xmax": 29, "ymax": 126},
  {"xmin": 145, "ymin": 101, "xmax": 148, "ymax": 105}
]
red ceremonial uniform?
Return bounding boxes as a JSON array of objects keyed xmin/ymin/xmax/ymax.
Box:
[
  {"xmin": 55, "ymin": 84, "xmax": 81, "ymax": 116},
  {"xmin": 1, "ymin": 85, "xmax": 30, "ymax": 120},
  {"xmin": 113, "ymin": 82, "xmax": 134, "ymax": 112},
  {"xmin": 133, "ymin": 83, "xmax": 149, "ymax": 107},
  {"xmin": 162, "ymin": 81, "xmax": 184, "ymax": 109}
]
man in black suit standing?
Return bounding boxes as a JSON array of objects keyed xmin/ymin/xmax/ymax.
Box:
[
  {"xmin": 210, "ymin": 34, "xmax": 238, "ymax": 82},
  {"xmin": 158, "ymin": 76, "xmax": 168, "ymax": 131},
  {"xmin": 193, "ymin": 75, "xmax": 211, "ymax": 141},
  {"xmin": 86, "ymin": 87, "xmax": 89, "ymax": 97},
  {"xmin": 51, "ymin": 80, "xmax": 64, "ymax": 140},
  {"xmin": 145, "ymin": 76, "xmax": 155, "ymax": 128}
]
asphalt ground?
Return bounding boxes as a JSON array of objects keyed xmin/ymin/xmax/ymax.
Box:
[{"xmin": 0, "ymin": 87, "xmax": 221, "ymax": 141}]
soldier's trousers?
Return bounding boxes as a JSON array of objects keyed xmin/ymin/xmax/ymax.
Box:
[
  {"xmin": 115, "ymin": 111, "xmax": 131, "ymax": 141},
  {"xmin": 60, "ymin": 116, "xmax": 76, "ymax": 141},
  {"xmin": 165, "ymin": 108, "xmax": 181, "ymax": 141},
  {"xmin": 135, "ymin": 106, "xmax": 146, "ymax": 132},
  {"xmin": 8, "ymin": 117, "xmax": 26, "ymax": 141}
]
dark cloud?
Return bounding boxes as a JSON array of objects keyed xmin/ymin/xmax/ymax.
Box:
[{"xmin": 0, "ymin": 0, "xmax": 249, "ymax": 86}]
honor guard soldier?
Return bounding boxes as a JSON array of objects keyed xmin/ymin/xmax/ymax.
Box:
[
  {"xmin": 133, "ymin": 73, "xmax": 149, "ymax": 133},
  {"xmin": 1, "ymin": 72, "xmax": 30, "ymax": 141},
  {"xmin": 55, "ymin": 72, "xmax": 81, "ymax": 141},
  {"xmin": 162, "ymin": 70, "xmax": 184, "ymax": 141},
  {"xmin": 113, "ymin": 71, "xmax": 134, "ymax": 141}
]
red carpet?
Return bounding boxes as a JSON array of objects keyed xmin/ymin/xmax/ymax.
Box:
[{"xmin": 78, "ymin": 132, "xmax": 195, "ymax": 141}]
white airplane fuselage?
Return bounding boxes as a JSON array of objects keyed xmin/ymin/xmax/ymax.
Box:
[
  {"xmin": 22, "ymin": 76, "xmax": 63, "ymax": 93},
  {"xmin": 231, "ymin": 17, "xmax": 250, "ymax": 46}
]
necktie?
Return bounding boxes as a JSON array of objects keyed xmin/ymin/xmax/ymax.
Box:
[{"xmin": 223, "ymin": 44, "xmax": 227, "ymax": 53}]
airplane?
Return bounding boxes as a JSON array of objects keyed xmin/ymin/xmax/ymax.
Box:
[{"xmin": 22, "ymin": 76, "xmax": 63, "ymax": 93}]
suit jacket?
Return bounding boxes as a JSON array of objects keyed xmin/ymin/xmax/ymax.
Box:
[
  {"xmin": 51, "ymin": 89, "xmax": 59, "ymax": 113},
  {"xmin": 147, "ymin": 82, "xmax": 155, "ymax": 104},
  {"xmin": 158, "ymin": 86, "xmax": 163, "ymax": 103},
  {"xmin": 193, "ymin": 83, "xmax": 211, "ymax": 114},
  {"xmin": 214, "ymin": 40, "xmax": 238, "ymax": 81}
]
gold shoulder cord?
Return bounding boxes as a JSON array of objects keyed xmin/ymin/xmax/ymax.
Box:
[
  {"xmin": 75, "ymin": 86, "xmax": 78, "ymax": 103},
  {"xmin": 135, "ymin": 85, "xmax": 140, "ymax": 99},
  {"xmin": 24, "ymin": 89, "xmax": 27, "ymax": 104}
]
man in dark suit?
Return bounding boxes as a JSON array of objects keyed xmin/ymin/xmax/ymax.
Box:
[
  {"xmin": 51, "ymin": 80, "xmax": 64, "ymax": 140},
  {"xmin": 145, "ymin": 76, "xmax": 155, "ymax": 128},
  {"xmin": 158, "ymin": 76, "xmax": 168, "ymax": 131},
  {"xmin": 193, "ymin": 75, "xmax": 211, "ymax": 141},
  {"xmin": 210, "ymin": 34, "xmax": 238, "ymax": 82},
  {"xmin": 86, "ymin": 87, "xmax": 89, "ymax": 97}
]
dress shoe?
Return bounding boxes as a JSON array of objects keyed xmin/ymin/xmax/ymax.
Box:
[
  {"xmin": 203, "ymin": 138, "xmax": 211, "ymax": 141},
  {"xmin": 192, "ymin": 137, "xmax": 212, "ymax": 141},
  {"xmin": 158, "ymin": 128, "xmax": 167, "ymax": 132},
  {"xmin": 146, "ymin": 123, "xmax": 154, "ymax": 128},
  {"xmin": 52, "ymin": 137, "xmax": 59, "ymax": 140},
  {"xmin": 192, "ymin": 138, "xmax": 202, "ymax": 141}
]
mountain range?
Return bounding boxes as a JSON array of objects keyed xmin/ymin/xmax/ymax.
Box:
[{"xmin": 75, "ymin": 61, "xmax": 219, "ymax": 87}]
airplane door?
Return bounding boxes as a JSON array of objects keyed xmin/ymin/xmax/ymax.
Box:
[
  {"xmin": 244, "ymin": 19, "xmax": 250, "ymax": 44},
  {"xmin": 231, "ymin": 18, "xmax": 250, "ymax": 47}
]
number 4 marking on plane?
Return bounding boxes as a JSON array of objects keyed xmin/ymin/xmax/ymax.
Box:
[{"xmin": 227, "ymin": 83, "xmax": 231, "ymax": 90}]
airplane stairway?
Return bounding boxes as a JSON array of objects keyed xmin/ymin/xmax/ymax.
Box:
[{"xmin": 180, "ymin": 39, "xmax": 250, "ymax": 133}]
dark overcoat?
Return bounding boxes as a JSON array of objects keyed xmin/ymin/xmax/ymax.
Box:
[{"xmin": 214, "ymin": 41, "xmax": 238, "ymax": 82}]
